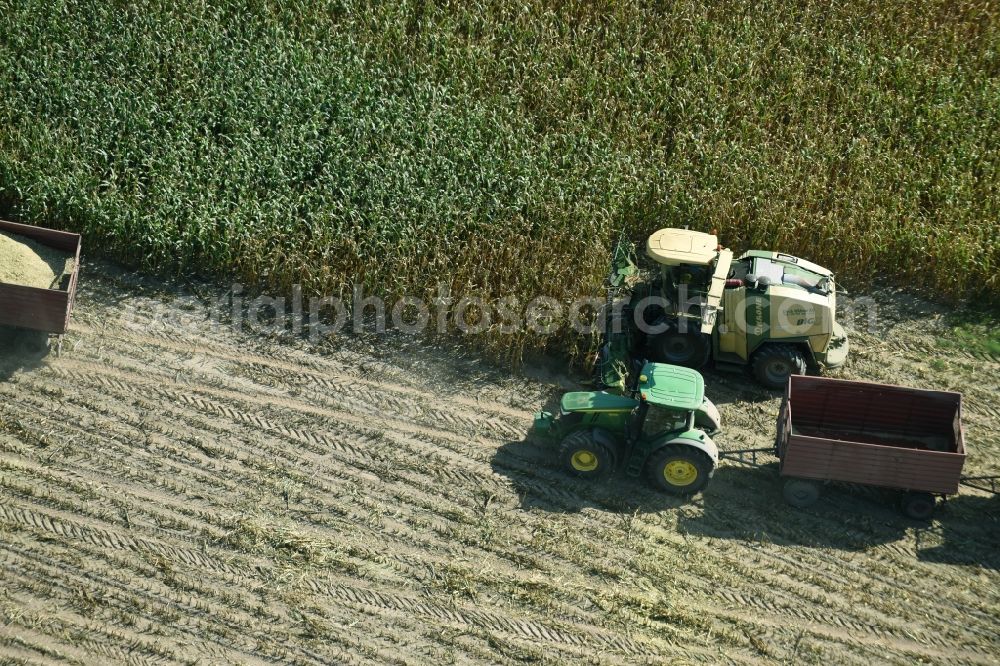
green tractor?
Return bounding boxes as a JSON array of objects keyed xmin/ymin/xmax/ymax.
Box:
[
  {"xmin": 595, "ymin": 228, "xmax": 849, "ymax": 390},
  {"xmin": 534, "ymin": 361, "xmax": 721, "ymax": 495}
]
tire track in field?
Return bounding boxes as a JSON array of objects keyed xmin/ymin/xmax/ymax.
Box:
[
  {"xmin": 52, "ymin": 334, "xmax": 543, "ymax": 505},
  {"xmin": 0, "ymin": 502, "xmax": 246, "ymax": 578},
  {"xmin": 0, "ymin": 625, "xmax": 95, "ymax": 666},
  {"xmin": 656, "ymin": 506, "xmax": 999, "ymax": 649},
  {"xmin": 575, "ymin": 470, "xmax": 998, "ymax": 655},
  {"xmin": 305, "ymin": 580, "xmax": 665, "ymax": 658},
  {"xmin": 1, "ymin": 383, "xmax": 248, "ymax": 500},
  {"xmin": 6, "ymin": 273, "xmax": 994, "ymax": 665},
  {"xmin": 51, "ymin": 357, "xmax": 513, "ymax": 454},
  {"xmin": 0, "ymin": 533, "xmax": 361, "ymax": 665},
  {"xmin": 35, "ymin": 360, "xmax": 524, "ymax": 509},
  {"xmin": 7, "ymin": 376, "xmax": 992, "ymax": 660},
  {"xmin": 5, "ymin": 366, "xmax": 648, "ymax": 640},
  {"xmin": 225, "ymin": 360, "xmax": 528, "ymax": 438},
  {"xmin": 0, "ymin": 552, "xmax": 301, "ymax": 666},
  {"xmin": 73, "ymin": 318, "xmax": 531, "ymax": 421},
  {"xmin": 0, "ymin": 467, "xmax": 225, "ymax": 548},
  {"xmin": 16, "ymin": 365, "xmax": 511, "ymax": 529},
  {"xmin": 2, "ymin": 499, "xmax": 665, "ymax": 662},
  {"xmin": 1, "ymin": 597, "xmax": 181, "ymax": 666},
  {"xmin": 2, "ymin": 532, "xmax": 271, "ymax": 630},
  {"xmin": 696, "ymin": 595, "xmax": 995, "ymax": 665},
  {"xmin": 488, "ymin": 458, "xmax": 933, "ymax": 651},
  {"xmin": 664, "ymin": 489, "xmax": 999, "ymax": 631},
  {"xmin": 4, "ymin": 375, "xmax": 497, "ymax": 561}
]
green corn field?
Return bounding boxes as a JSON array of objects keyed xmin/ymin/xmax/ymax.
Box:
[{"xmin": 1, "ymin": 0, "xmax": 997, "ymax": 360}]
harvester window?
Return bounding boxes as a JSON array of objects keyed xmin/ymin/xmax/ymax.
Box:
[
  {"xmin": 729, "ymin": 259, "xmax": 751, "ymax": 282},
  {"xmin": 752, "ymin": 258, "xmax": 827, "ymax": 293}
]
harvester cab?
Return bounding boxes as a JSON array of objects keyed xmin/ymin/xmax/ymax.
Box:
[
  {"xmin": 534, "ymin": 361, "xmax": 721, "ymax": 495},
  {"xmin": 596, "ymin": 228, "xmax": 849, "ymax": 390}
]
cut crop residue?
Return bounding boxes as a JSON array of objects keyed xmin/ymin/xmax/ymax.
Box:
[{"xmin": 0, "ymin": 230, "xmax": 73, "ymax": 289}]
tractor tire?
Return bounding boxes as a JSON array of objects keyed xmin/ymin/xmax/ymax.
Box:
[
  {"xmin": 650, "ymin": 327, "xmax": 711, "ymax": 368},
  {"xmin": 558, "ymin": 430, "xmax": 617, "ymax": 481},
  {"xmin": 901, "ymin": 492, "xmax": 936, "ymax": 521},
  {"xmin": 783, "ymin": 478, "xmax": 821, "ymax": 508},
  {"xmin": 752, "ymin": 344, "xmax": 807, "ymax": 390},
  {"xmin": 646, "ymin": 444, "xmax": 713, "ymax": 496}
]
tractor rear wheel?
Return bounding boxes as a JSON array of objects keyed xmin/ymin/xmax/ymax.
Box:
[
  {"xmin": 901, "ymin": 492, "xmax": 936, "ymax": 520},
  {"xmin": 650, "ymin": 328, "xmax": 711, "ymax": 368},
  {"xmin": 646, "ymin": 444, "xmax": 713, "ymax": 495},
  {"xmin": 558, "ymin": 430, "xmax": 617, "ymax": 481},
  {"xmin": 752, "ymin": 344, "xmax": 807, "ymax": 389}
]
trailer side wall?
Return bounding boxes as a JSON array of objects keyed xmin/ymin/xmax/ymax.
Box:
[
  {"xmin": 0, "ymin": 219, "xmax": 82, "ymax": 334},
  {"xmin": 779, "ymin": 376, "xmax": 965, "ymax": 494}
]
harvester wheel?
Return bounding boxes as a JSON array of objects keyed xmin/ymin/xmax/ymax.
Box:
[
  {"xmin": 783, "ymin": 478, "xmax": 820, "ymax": 508},
  {"xmin": 901, "ymin": 492, "xmax": 936, "ymax": 521},
  {"xmin": 646, "ymin": 444, "xmax": 713, "ymax": 495},
  {"xmin": 650, "ymin": 328, "xmax": 711, "ymax": 368},
  {"xmin": 752, "ymin": 344, "xmax": 807, "ymax": 389},
  {"xmin": 558, "ymin": 430, "xmax": 617, "ymax": 480}
]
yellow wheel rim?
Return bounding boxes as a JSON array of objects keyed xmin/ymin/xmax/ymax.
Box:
[
  {"xmin": 571, "ymin": 450, "xmax": 599, "ymax": 472},
  {"xmin": 663, "ymin": 460, "xmax": 698, "ymax": 486}
]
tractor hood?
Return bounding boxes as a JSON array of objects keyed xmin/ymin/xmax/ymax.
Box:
[
  {"xmin": 637, "ymin": 363, "xmax": 705, "ymax": 411},
  {"xmin": 561, "ymin": 391, "xmax": 639, "ymax": 414}
]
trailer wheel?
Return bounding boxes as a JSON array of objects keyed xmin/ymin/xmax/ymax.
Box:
[
  {"xmin": 753, "ymin": 344, "xmax": 807, "ymax": 389},
  {"xmin": 901, "ymin": 492, "xmax": 936, "ymax": 521},
  {"xmin": 783, "ymin": 478, "xmax": 820, "ymax": 508},
  {"xmin": 14, "ymin": 330, "xmax": 50, "ymax": 358},
  {"xmin": 558, "ymin": 430, "xmax": 617, "ymax": 481},
  {"xmin": 646, "ymin": 445, "xmax": 713, "ymax": 495}
]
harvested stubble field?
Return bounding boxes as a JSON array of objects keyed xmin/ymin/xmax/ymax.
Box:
[{"xmin": 0, "ymin": 262, "xmax": 997, "ymax": 665}]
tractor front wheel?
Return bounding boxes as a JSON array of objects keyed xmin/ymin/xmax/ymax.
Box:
[
  {"xmin": 558, "ymin": 430, "xmax": 617, "ymax": 481},
  {"xmin": 646, "ymin": 445, "xmax": 713, "ymax": 495},
  {"xmin": 752, "ymin": 344, "xmax": 807, "ymax": 389}
]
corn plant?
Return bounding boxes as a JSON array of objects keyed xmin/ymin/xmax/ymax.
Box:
[{"xmin": 0, "ymin": 0, "xmax": 996, "ymax": 362}]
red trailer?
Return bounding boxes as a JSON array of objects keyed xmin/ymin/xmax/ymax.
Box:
[
  {"xmin": 0, "ymin": 219, "xmax": 82, "ymax": 354},
  {"xmin": 775, "ymin": 375, "xmax": 966, "ymax": 519}
]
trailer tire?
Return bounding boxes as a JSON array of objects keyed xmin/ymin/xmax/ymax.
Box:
[
  {"xmin": 558, "ymin": 430, "xmax": 617, "ymax": 481},
  {"xmin": 901, "ymin": 492, "xmax": 936, "ymax": 521},
  {"xmin": 753, "ymin": 344, "xmax": 807, "ymax": 389},
  {"xmin": 646, "ymin": 444, "xmax": 713, "ymax": 496},
  {"xmin": 783, "ymin": 478, "xmax": 820, "ymax": 508},
  {"xmin": 14, "ymin": 329, "xmax": 50, "ymax": 358}
]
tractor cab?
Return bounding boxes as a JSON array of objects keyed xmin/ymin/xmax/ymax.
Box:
[{"xmin": 630, "ymin": 361, "xmax": 721, "ymax": 441}]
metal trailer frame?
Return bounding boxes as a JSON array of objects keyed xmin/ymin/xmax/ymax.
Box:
[
  {"xmin": 0, "ymin": 219, "xmax": 82, "ymax": 354},
  {"xmin": 716, "ymin": 375, "xmax": 992, "ymax": 519}
]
